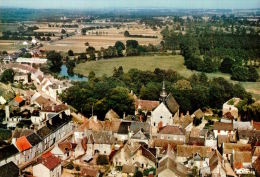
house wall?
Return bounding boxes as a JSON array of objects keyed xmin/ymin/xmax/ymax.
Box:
[
  {"xmin": 205, "ymin": 139, "xmax": 217, "ymax": 149},
  {"xmin": 213, "ymin": 130, "xmax": 234, "ymax": 138},
  {"xmin": 33, "ymin": 164, "xmax": 50, "ymax": 177},
  {"xmin": 157, "ymin": 134, "xmax": 185, "ymax": 143},
  {"xmin": 151, "ymin": 103, "xmax": 172, "ymax": 127},
  {"xmin": 158, "ymin": 169, "xmax": 176, "ymax": 177},
  {"xmin": 127, "ymin": 150, "xmax": 155, "ymax": 169}
]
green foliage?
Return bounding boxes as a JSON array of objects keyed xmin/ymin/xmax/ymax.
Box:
[
  {"xmin": 220, "ymin": 57, "xmax": 234, "ymax": 73},
  {"xmin": 231, "ymin": 65, "xmax": 249, "ymax": 81},
  {"xmin": 46, "ymin": 50, "xmax": 63, "ymax": 73},
  {"xmin": 0, "ymin": 69, "xmax": 15, "ymax": 84},
  {"xmin": 114, "ymin": 41, "xmax": 125, "ymax": 56},
  {"xmin": 22, "ymin": 52, "xmax": 32, "ymax": 58},
  {"xmin": 134, "ymin": 171, "xmax": 143, "ymax": 177},
  {"xmin": 248, "ymin": 66, "xmax": 259, "ymax": 82},
  {"xmin": 143, "ymin": 167, "xmax": 156, "ymax": 176},
  {"xmin": 96, "ymin": 155, "xmax": 109, "ymax": 165},
  {"xmin": 68, "ymin": 50, "xmax": 74, "ymax": 56},
  {"xmin": 61, "ymin": 29, "xmax": 66, "ymax": 34},
  {"xmin": 0, "ymin": 129, "xmax": 12, "ymax": 141}
]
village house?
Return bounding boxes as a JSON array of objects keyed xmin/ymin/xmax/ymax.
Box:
[
  {"xmin": 14, "ymin": 72, "xmax": 29, "ymax": 84},
  {"xmin": 15, "ymin": 132, "xmax": 43, "ymax": 164},
  {"xmin": 150, "ymin": 82, "xmax": 179, "ymax": 128},
  {"xmin": 157, "ymin": 125, "xmax": 186, "ymax": 143},
  {"xmin": 11, "ymin": 95, "xmax": 25, "ymax": 107},
  {"xmin": 134, "ymin": 98, "xmax": 159, "ymax": 116},
  {"xmin": 51, "ymin": 140, "xmax": 74, "ymax": 160},
  {"xmin": 176, "ymin": 145, "xmax": 214, "ymax": 169},
  {"xmin": 86, "ymin": 131, "xmax": 115, "ymax": 156},
  {"xmin": 104, "ymin": 109, "xmax": 120, "ymax": 121},
  {"xmin": 111, "ymin": 141, "xmax": 140, "ymax": 167},
  {"xmin": 127, "ymin": 145, "xmax": 157, "ymax": 169},
  {"xmin": 191, "ymin": 108, "xmax": 205, "ymax": 119},
  {"xmin": 33, "ymin": 152, "xmax": 62, "ymax": 177},
  {"xmin": 213, "ymin": 122, "xmax": 234, "ymax": 138},
  {"xmin": 0, "ymin": 144, "xmax": 20, "ymax": 166},
  {"xmin": 222, "ymin": 98, "xmax": 240, "ymax": 120},
  {"xmin": 231, "ymin": 151, "xmax": 254, "ymax": 175},
  {"xmin": 205, "ymin": 131, "xmax": 217, "ymax": 149},
  {"xmin": 222, "ymin": 143, "xmax": 252, "ymax": 161}
]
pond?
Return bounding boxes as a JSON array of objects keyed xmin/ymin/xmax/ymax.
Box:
[{"xmin": 59, "ymin": 64, "xmax": 88, "ymax": 81}]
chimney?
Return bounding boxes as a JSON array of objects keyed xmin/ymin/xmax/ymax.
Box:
[
  {"xmin": 180, "ymin": 112, "xmax": 183, "ymax": 119},
  {"xmin": 130, "ymin": 90, "xmax": 133, "ymax": 95},
  {"xmin": 52, "ymin": 105, "xmax": 55, "ymax": 112},
  {"xmin": 5, "ymin": 105, "xmax": 10, "ymax": 122},
  {"xmin": 93, "ymin": 115, "xmax": 97, "ymax": 122},
  {"xmin": 123, "ymin": 112, "xmax": 126, "ymax": 119},
  {"xmin": 186, "ymin": 111, "xmax": 190, "ymax": 116},
  {"xmin": 49, "ymin": 118, "xmax": 52, "ymax": 125}
]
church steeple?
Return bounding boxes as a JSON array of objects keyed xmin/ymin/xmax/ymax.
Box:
[{"xmin": 160, "ymin": 81, "xmax": 167, "ymax": 102}]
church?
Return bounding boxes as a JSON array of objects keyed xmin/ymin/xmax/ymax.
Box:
[{"xmin": 151, "ymin": 81, "xmax": 180, "ymax": 128}]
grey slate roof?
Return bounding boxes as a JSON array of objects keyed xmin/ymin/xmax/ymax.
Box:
[
  {"xmin": 0, "ymin": 161, "xmax": 19, "ymax": 177},
  {"xmin": 165, "ymin": 94, "xmax": 179, "ymax": 114},
  {"xmin": 0, "ymin": 144, "xmax": 19, "ymax": 161},
  {"xmin": 26, "ymin": 133, "xmax": 42, "ymax": 146}
]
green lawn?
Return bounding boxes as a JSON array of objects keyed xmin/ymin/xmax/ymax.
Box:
[
  {"xmin": 74, "ymin": 55, "xmax": 260, "ymax": 100},
  {"xmin": 74, "ymin": 55, "xmax": 195, "ymax": 77}
]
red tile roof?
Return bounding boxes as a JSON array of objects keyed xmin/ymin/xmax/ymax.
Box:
[
  {"xmin": 14, "ymin": 96, "xmax": 24, "ymax": 103},
  {"xmin": 81, "ymin": 167, "xmax": 99, "ymax": 177},
  {"xmin": 41, "ymin": 151, "xmax": 52, "ymax": 159},
  {"xmin": 159, "ymin": 125, "xmax": 185, "ymax": 135},
  {"xmin": 41, "ymin": 104, "xmax": 68, "ymax": 113},
  {"xmin": 135, "ymin": 99, "xmax": 159, "ymax": 112},
  {"xmin": 213, "ymin": 122, "xmax": 233, "ymax": 131},
  {"xmin": 16, "ymin": 136, "xmax": 32, "ymax": 152},
  {"xmin": 253, "ymin": 121, "xmax": 260, "ymax": 130},
  {"xmin": 39, "ymin": 154, "xmax": 61, "ymax": 170}
]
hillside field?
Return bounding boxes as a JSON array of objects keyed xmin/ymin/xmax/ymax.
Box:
[{"xmin": 74, "ymin": 55, "xmax": 260, "ymax": 100}]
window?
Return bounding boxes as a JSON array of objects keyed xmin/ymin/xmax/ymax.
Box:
[
  {"xmin": 154, "ymin": 122, "xmax": 156, "ymax": 126},
  {"xmin": 160, "ymin": 116, "xmax": 163, "ymax": 119}
]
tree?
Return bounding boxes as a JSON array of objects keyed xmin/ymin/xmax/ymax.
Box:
[
  {"xmin": 0, "ymin": 69, "xmax": 15, "ymax": 83},
  {"xmin": 96, "ymin": 155, "xmax": 108, "ymax": 165},
  {"xmin": 61, "ymin": 29, "xmax": 66, "ymax": 34},
  {"xmin": 114, "ymin": 41, "xmax": 125, "ymax": 56},
  {"xmin": 231, "ymin": 65, "xmax": 249, "ymax": 81},
  {"xmin": 220, "ymin": 57, "xmax": 234, "ymax": 73},
  {"xmin": 126, "ymin": 40, "xmax": 139, "ymax": 49},
  {"xmin": 108, "ymin": 87, "xmax": 134, "ymax": 117},
  {"xmin": 22, "ymin": 52, "xmax": 32, "ymax": 58},
  {"xmin": 68, "ymin": 50, "xmax": 74, "ymax": 56},
  {"xmin": 173, "ymin": 79, "xmax": 192, "ymax": 90},
  {"xmin": 248, "ymin": 66, "xmax": 259, "ymax": 82},
  {"xmin": 88, "ymin": 71, "xmax": 96, "ymax": 81},
  {"xmin": 81, "ymin": 28, "xmax": 87, "ymax": 35},
  {"xmin": 124, "ymin": 30, "xmax": 130, "ymax": 37},
  {"xmin": 140, "ymin": 82, "xmax": 161, "ymax": 100},
  {"xmin": 47, "ymin": 50, "xmax": 63, "ymax": 73}
]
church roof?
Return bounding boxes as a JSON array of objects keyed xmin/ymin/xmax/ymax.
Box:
[{"xmin": 165, "ymin": 94, "xmax": 179, "ymax": 114}]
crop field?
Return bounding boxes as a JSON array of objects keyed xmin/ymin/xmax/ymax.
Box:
[
  {"xmin": 0, "ymin": 40, "xmax": 24, "ymax": 52},
  {"xmin": 40, "ymin": 26, "xmax": 162, "ymax": 53},
  {"xmin": 74, "ymin": 55, "xmax": 260, "ymax": 100}
]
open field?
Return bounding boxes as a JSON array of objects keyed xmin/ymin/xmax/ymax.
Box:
[
  {"xmin": 74, "ymin": 55, "xmax": 190, "ymax": 77},
  {"xmin": 0, "ymin": 23, "xmax": 18, "ymax": 32},
  {"xmin": 40, "ymin": 26, "xmax": 162, "ymax": 53},
  {"xmin": 0, "ymin": 40, "xmax": 24, "ymax": 52},
  {"xmin": 74, "ymin": 55, "xmax": 260, "ymax": 100}
]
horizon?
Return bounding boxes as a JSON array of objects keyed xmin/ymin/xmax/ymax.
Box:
[{"xmin": 0, "ymin": 0, "xmax": 260, "ymax": 10}]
